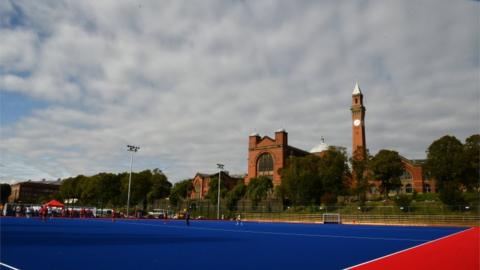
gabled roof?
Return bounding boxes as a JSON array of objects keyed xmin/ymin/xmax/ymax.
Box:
[
  {"xmin": 256, "ymin": 136, "xmax": 276, "ymax": 147},
  {"xmin": 400, "ymin": 155, "xmax": 426, "ymax": 166},
  {"xmin": 287, "ymin": 145, "xmax": 310, "ymax": 156},
  {"xmin": 194, "ymin": 171, "xmax": 242, "ymax": 180}
]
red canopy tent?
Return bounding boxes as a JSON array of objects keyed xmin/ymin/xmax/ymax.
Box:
[{"xmin": 43, "ymin": 199, "xmax": 65, "ymax": 208}]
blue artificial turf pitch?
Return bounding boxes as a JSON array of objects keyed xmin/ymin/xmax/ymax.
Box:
[{"xmin": 0, "ymin": 217, "xmax": 466, "ymax": 270}]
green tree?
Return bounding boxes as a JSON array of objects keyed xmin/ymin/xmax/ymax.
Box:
[
  {"xmin": 280, "ymin": 148, "xmax": 350, "ymax": 206},
  {"xmin": 246, "ymin": 176, "xmax": 273, "ymax": 207},
  {"xmin": 0, "ymin": 183, "xmax": 11, "ymax": 204},
  {"xmin": 147, "ymin": 169, "xmax": 172, "ymax": 205},
  {"xmin": 350, "ymin": 150, "xmax": 370, "ymax": 206},
  {"xmin": 438, "ymin": 181, "xmax": 465, "ymax": 207},
  {"xmin": 425, "ymin": 135, "xmax": 466, "ymax": 205},
  {"xmin": 58, "ymin": 169, "xmax": 172, "ymax": 210},
  {"xmin": 318, "ymin": 148, "xmax": 350, "ymax": 204},
  {"xmin": 169, "ymin": 179, "xmax": 193, "ymax": 206},
  {"xmin": 60, "ymin": 175, "xmax": 86, "ymax": 205},
  {"xmin": 280, "ymin": 155, "xmax": 323, "ymax": 205},
  {"xmin": 80, "ymin": 175, "xmax": 101, "ymax": 205},
  {"xmin": 463, "ymin": 134, "xmax": 480, "ymax": 190},
  {"xmin": 128, "ymin": 170, "xmax": 155, "ymax": 210},
  {"xmin": 225, "ymin": 182, "xmax": 246, "ymax": 211},
  {"xmin": 95, "ymin": 173, "xmax": 121, "ymax": 208},
  {"xmin": 206, "ymin": 176, "xmax": 228, "ymax": 205},
  {"xmin": 394, "ymin": 194, "xmax": 413, "ymax": 212},
  {"xmin": 370, "ymin": 149, "xmax": 404, "ymax": 198}
]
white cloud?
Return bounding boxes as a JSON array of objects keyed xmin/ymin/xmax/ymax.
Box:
[
  {"xmin": 0, "ymin": 29, "xmax": 38, "ymax": 72},
  {"xmin": 0, "ymin": 0, "xmax": 478, "ymax": 183}
]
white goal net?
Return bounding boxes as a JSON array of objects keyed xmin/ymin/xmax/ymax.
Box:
[{"xmin": 322, "ymin": 213, "xmax": 341, "ymax": 224}]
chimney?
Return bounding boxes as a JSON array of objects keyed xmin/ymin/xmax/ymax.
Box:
[
  {"xmin": 249, "ymin": 132, "xmax": 260, "ymax": 148},
  {"xmin": 275, "ymin": 129, "xmax": 287, "ymax": 146}
]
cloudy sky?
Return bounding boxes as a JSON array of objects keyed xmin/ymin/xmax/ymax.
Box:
[{"xmin": 0, "ymin": 0, "xmax": 478, "ymax": 184}]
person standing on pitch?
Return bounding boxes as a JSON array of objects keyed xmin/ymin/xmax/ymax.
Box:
[
  {"xmin": 185, "ymin": 210, "xmax": 190, "ymax": 226},
  {"xmin": 236, "ymin": 214, "xmax": 243, "ymax": 226}
]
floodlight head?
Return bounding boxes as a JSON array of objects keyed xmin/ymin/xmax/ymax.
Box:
[
  {"xmin": 217, "ymin": 163, "xmax": 224, "ymax": 170},
  {"xmin": 127, "ymin": 145, "xmax": 140, "ymax": 152}
]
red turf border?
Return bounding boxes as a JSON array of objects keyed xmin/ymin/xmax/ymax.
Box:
[{"xmin": 346, "ymin": 227, "xmax": 480, "ymax": 270}]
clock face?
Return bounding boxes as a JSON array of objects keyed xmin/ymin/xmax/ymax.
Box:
[{"xmin": 353, "ymin": 119, "xmax": 361, "ymax": 127}]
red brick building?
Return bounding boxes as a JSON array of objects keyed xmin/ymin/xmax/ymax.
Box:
[
  {"xmin": 189, "ymin": 172, "xmax": 243, "ymax": 200},
  {"xmin": 245, "ymin": 129, "xmax": 310, "ymax": 186},
  {"xmin": 399, "ymin": 157, "xmax": 435, "ymax": 194},
  {"xmin": 244, "ymin": 83, "xmax": 435, "ymax": 194},
  {"xmin": 8, "ymin": 180, "xmax": 61, "ymax": 203}
]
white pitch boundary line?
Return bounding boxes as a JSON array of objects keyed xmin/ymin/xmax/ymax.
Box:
[
  {"xmin": 112, "ymin": 220, "xmax": 431, "ymax": 242},
  {"xmin": 0, "ymin": 262, "xmax": 21, "ymax": 270},
  {"xmin": 343, "ymin": 227, "xmax": 475, "ymax": 270}
]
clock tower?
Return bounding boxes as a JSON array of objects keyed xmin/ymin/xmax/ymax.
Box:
[{"xmin": 351, "ymin": 82, "xmax": 366, "ymax": 160}]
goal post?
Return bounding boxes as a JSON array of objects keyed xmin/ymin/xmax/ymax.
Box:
[{"xmin": 322, "ymin": 213, "xmax": 341, "ymax": 224}]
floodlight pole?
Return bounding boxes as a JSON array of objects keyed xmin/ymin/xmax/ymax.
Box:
[
  {"xmin": 126, "ymin": 145, "xmax": 140, "ymax": 218},
  {"xmin": 217, "ymin": 163, "xmax": 224, "ymax": 220}
]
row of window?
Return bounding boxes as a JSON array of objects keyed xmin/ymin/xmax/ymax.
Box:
[
  {"xmin": 403, "ymin": 183, "xmax": 432, "ymax": 193},
  {"xmin": 371, "ymin": 184, "xmax": 432, "ymax": 194}
]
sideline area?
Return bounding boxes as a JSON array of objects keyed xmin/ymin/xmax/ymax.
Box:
[{"xmin": 347, "ymin": 226, "xmax": 480, "ymax": 270}]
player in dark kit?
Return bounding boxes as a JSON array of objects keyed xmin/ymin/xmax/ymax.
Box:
[{"xmin": 185, "ymin": 210, "xmax": 190, "ymax": 226}]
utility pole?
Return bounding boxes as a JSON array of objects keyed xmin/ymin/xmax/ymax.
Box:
[
  {"xmin": 216, "ymin": 163, "xmax": 224, "ymax": 219},
  {"xmin": 126, "ymin": 145, "xmax": 140, "ymax": 218}
]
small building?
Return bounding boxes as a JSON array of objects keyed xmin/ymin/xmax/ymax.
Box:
[
  {"xmin": 399, "ymin": 157, "xmax": 436, "ymax": 194},
  {"xmin": 8, "ymin": 180, "xmax": 61, "ymax": 203},
  {"xmin": 189, "ymin": 172, "xmax": 243, "ymax": 200}
]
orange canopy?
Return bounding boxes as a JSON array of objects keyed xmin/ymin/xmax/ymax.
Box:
[{"xmin": 43, "ymin": 199, "xmax": 64, "ymax": 208}]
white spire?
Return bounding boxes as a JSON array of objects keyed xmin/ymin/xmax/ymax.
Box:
[{"xmin": 352, "ymin": 81, "xmax": 362, "ymax": 95}]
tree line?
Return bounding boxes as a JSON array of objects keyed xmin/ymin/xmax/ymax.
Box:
[
  {"xmin": 1, "ymin": 134, "xmax": 477, "ymax": 210},
  {"xmin": 354, "ymin": 134, "xmax": 479, "ymax": 207},
  {"xmin": 59, "ymin": 168, "xmax": 171, "ymax": 210},
  {"xmin": 196, "ymin": 134, "xmax": 479, "ymax": 209}
]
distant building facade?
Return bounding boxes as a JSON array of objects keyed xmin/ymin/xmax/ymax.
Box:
[
  {"xmin": 8, "ymin": 180, "xmax": 61, "ymax": 203},
  {"xmin": 245, "ymin": 130, "xmax": 311, "ymax": 186},
  {"xmin": 398, "ymin": 157, "xmax": 435, "ymax": 194},
  {"xmin": 189, "ymin": 172, "xmax": 243, "ymax": 200}
]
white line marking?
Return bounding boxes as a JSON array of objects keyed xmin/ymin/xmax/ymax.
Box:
[
  {"xmin": 343, "ymin": 227, "xmax": 475, "ymax": 269},
  {"xmin": 0, "ymin": 262, "xmax": 21, "ymax": 270},
  {"xmin": 113, "ymin": 220, "xmax": 431, "ymax": 242}
]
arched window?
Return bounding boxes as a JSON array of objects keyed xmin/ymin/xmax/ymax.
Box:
[
  {"xmin": 424, "ymin": 184, "xmax": 431, "ymax": 193},
  {"xmin": 194, "ymin": 183, "xmax": 201, "ymax": 199},
  {"xmin": 257, "ymin": 153, "xmax": 274, "ymax": 177},
  {"xmin": 400, "ymin": 170, "xmax": 413, "ymax": 180},
  {"xmin": 400, "ymin": 170, "xmax": 413, "ymax": 194},
  {"xmin": 405, "ymin": 184, "xmax": 413, "ymax": 193}
]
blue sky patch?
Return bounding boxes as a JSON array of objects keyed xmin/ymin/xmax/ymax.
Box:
[{"xmin": 0, "ymin": 91, "xmax": 49, "ymax": 126}]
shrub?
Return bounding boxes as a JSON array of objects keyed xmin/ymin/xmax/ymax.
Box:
[
  {"xmin": 414, "ymin": 192, "xmax": 439, "ymax": 202},
  {"xmin": 395, "ymin": 195, "xmax": 413, "ymax": 212}
]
